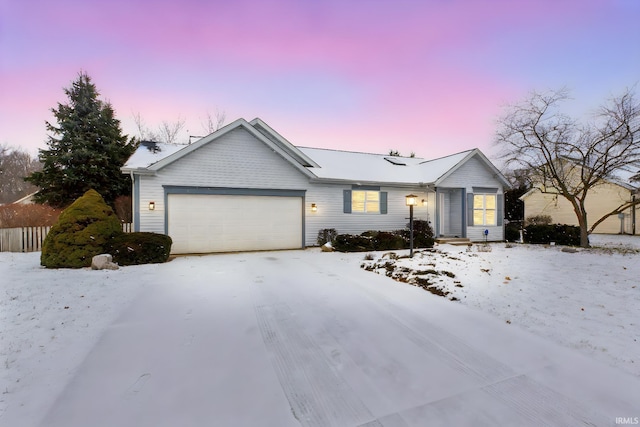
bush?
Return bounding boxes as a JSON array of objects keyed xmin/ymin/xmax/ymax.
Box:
[
  {"xmin": 41, "ymin": 189, "xmax": 122, "ymax": 268},
  {"xmin": 411, "ymin": 220, "xmax": 435, "ymax": 248},
  {"xmin": 526, "ymin": 214, "xmax": 553, "ymax": 226},
  {"xmin": 109, "ymin": 232, "xmax": 172, "ymax": 266},
  {"xmin": 317, "ymin": 228, "xmax": 337, "ymax": 246},
  {"xmin": 523, "ymin": 224, "xmax": 580, "ymax": 246},
  {"xmin": 505, "ymin": 222, "xmax": 521, "ymax": 242},
  {"xmin": 334, "ymin": 233, "xmax": 375, "ymax": 252},
  {"xmin": 333, "ymin": 221, "xmax": 435, "ymax": 252}
]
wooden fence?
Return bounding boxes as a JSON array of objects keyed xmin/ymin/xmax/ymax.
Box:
[{"xmin": 0, "ymin": 223, "xmax": 132, "ymax": 253}]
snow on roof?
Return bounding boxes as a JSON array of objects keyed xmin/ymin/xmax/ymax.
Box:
[
  {"xmin": 123, "ymin": 141, "xmax": 186, "ymax": 169},
  {"xmin": 299, "ymin": 147, "xmax": 475, "ymax": 184},
  {"xmin": 298, "ymin": 147, "xmax": 426, "ymax": 184},
  {"xmin": 121, "ymin": 121, "xmax": 484, "ymax": 186},
  {"xmin": 607, "ymin": 163, "xmax": 640, "ymax": 190}
]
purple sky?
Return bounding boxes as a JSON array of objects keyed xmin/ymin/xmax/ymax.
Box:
[{"xmin": 1, "ymin": 0, "xmax": 639, "ymax": 160}]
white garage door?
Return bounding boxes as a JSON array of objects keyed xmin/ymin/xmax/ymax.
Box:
[{"xmin": 167, "ymin": 194, "xmax": 303, "ymax": 254}]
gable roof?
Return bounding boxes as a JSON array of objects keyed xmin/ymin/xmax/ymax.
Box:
[
  {"xmin": 122, "ymin": 117, "xmax": 508, "ymax": 188},
  {"xmin": 122, "ymin": 118, "xmax": 316, "ymax": 179}
]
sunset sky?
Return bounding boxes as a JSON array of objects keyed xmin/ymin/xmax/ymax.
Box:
[{"xmin": 1, "ymin": 0, "xmax": 639, "ymax": 160}]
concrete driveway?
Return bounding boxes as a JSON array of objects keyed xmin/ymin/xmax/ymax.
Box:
[{"xmin": 40, "ymin": 250, "xmax": 639, "ymax": 426}]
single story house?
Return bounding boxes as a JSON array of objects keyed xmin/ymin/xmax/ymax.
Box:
[
  {"xmin": 122, "ymin": 118, "xmax": 509, "ymax": 254},
  {"xmin": 520, "ymin": 163, "xmax": 640, "ymax": 235}
]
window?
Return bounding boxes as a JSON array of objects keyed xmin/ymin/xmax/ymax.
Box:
[
  {"xmin": 352, "ymin": 190, "xmax": 380, "ymax": 213},
  {"xmin": 473, "ymin": 194, "xmax": 496, "ymax": 226}
]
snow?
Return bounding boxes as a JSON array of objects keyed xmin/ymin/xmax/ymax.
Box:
[
  {"xmin": 123, "ymin": 142, "xmax": 185, "ymax": 169},
  {"xmin": 299, "ymin": 146, "xmax": 473, "ymax": 184},
  {"xmin": 1, "ymin": 236, "xmax": 639, "ymax": 426},
  {"xmin": 362, "ymin": 234, "xmax": 640, "ymax": 378}
]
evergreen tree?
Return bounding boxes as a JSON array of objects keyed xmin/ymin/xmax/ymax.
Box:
[{"xmin": 26, "ymin": 72, "xmax": 138, "ymax": 208}]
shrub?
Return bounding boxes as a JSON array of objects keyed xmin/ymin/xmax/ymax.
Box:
[
  {"xmin": 334, "ymin": 233, "xmax": 375, "ymax": 252},
  {"xmin": 333, "ymin": 221, "xmax": 435, "ymax": 253},
  {"xmin": 317, "ymin": 228, "xmax": 338, "ymax": 246},
  {"xmin": 41, "ymin": 189, "xmax": 122, "ymax": 268},
  {"xmin": 505, "ymin": 222, "xmax": 521, "ymax": 242},
  {"xmin": 411, "ymin": 220, "xmax": 435, "ymax": 248},
  {"xmin": 523, "ymin": 224, "xmax": 580, "ymax": 246},
  {"xmin": 109, "ymin": 232, "xmax": 172, "ymax": 266},
  {"xmin": 373, "ymin": 231, "xmax": 406, "ymax": 250},
  {"xmin": 526, "ymin": 214, "xmax": 553, "ymax": 226}
]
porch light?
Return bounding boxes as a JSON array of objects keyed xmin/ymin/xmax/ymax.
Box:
[
  {"xmin": 406, "ymin": 194, "xmax": 418, "ymax": 257},
  {"xmin": 148, "ymin": 201, "xmax": 155, "ymax": 211},
  {"xmin": 311, "ymin": 203, "xmax": 317, "ymax": 212}
]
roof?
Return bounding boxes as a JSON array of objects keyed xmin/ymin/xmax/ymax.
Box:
[
  {"xmin": 123, "ymin": 118, "xmax": 508, "ymax": 187},
  {"xmin": 298, "ymin": 147, "xmax": 481, "ymax": 185}
]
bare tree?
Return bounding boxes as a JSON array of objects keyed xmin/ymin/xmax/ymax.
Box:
[
  {"xmin": 132, "ymin": 112, "xmax": 159, "ymax": 142},
  {"xmin": 159, "ymin": 117, "xmax": 186, "ymax": 145},
  {"xmin": 0, "ymin": 144, "xmax": 41, "ymax": 204},
  {"xmin": 201, "ymin": 109, "xmax": 226, "ymax": 134},
  {"xmin": 495, "ymin": 88, "xmax": 640, "ymax": 247},
  {"xmin": 132, "ymin": 113, "xmax": 186, "ymax": 144}
]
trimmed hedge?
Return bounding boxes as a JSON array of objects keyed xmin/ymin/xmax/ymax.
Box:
[
  {"xmin": 109, "ymin": 232, "xmax": 173, "ymax": 266},
  {"xmin": 523, "ymin": 224, "xmax": 580, "ymax": 246},
  {"xmin": 41, "ymin": 189, "xmax": 122, "ymax": 268},
  {"xmin": 333, "ymin": 220, "xmax": 435, "ymax": 252}
]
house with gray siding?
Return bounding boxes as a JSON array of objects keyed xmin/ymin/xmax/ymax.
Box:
[{"xmin": 122, "ymin": 118, "xmax": 509, "ymax": 254}]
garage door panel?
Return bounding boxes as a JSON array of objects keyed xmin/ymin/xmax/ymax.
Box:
[{"xmin": 168, "ymin": 194, "xmax": 302, "ymax": 254}]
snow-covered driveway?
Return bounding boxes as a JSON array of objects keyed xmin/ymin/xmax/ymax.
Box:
[{"xmin": 4, "ymin": 249, "xmax": 639, "ymax": 426}]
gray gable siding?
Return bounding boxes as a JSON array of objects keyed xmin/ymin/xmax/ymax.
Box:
[
  {"xmin": 136, "ymin": 127, "xmax": 309, "ymax": 234},
  {"xmin": 437, "ymin": 154, "xmax": 504, "ymax": 242},
  {"xmin": 437, "ymin": 154, "xmax": 503, "ymax": 191}
]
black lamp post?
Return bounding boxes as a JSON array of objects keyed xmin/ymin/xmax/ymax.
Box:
[{"xmin": 406, "ymin": 194, "xmax": 418, "ymax": 257}]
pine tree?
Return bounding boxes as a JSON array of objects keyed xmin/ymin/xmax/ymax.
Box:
[{"xmin": 26, "ymin": 72, "xmax": 138, "ymax": 208}]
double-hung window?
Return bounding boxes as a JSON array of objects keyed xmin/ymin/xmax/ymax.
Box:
[
  {"xmin": 352, "ymin": 190, "xmax": 380, "ymax": 213},
  {"xmin": 343, "ymin": 188, "xmax": 387, "ymax": 214},
  {"xmin": 473, "ymin": 194, "xmax": 497, "ymax": 226}
]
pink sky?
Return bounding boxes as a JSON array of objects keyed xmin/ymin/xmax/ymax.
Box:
[{"xmin": 1, "ymin": 0, "xmax": 639, "ymax": 160}]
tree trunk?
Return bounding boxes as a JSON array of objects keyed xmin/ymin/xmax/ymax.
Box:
[{"xmin": 576, "ymin": 207, "xmax": 590, "ymax": 248}]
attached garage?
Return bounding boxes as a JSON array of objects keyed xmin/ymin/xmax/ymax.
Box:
[{"xmin": 167, "ymin": 193, "xmax": 303, "ymax": 254}]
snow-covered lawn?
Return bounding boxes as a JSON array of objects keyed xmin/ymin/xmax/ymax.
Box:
[
  {"xmin": 1, "ymin": 235, "xmax": 639, "ymax": 426},
  {"xmin": 362, "ymin": 234, "xmax": 640, "ymax": 378}
]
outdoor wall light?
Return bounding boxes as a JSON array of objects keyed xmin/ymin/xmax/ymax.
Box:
[
  {"xmin": 148, "ymin": 201, "xmax": 155, "ymax": 211},
  {"xmin": 311, "ymin": 203, "xmax": 317, "ymax": 212}
]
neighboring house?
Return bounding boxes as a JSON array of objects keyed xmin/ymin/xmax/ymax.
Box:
[
  {"xmin": 122, "ymin": 118, "xmax": 509, "ymax": 254},
  {"xmin": 520, "ymin": 163, "xmax": 640, "ymax": 235}
]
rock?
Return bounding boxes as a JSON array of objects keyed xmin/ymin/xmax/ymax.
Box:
[
  {"xmin": 561, "ymin": 247, "xmax": 578, "ymax": 253},
  {"xmin": 321, "ymin": 242, "xmax": 334, "ymax": 252},
  {"xmin": 91, "ymin": 254, "xmax": 119, "ymax": 270}
]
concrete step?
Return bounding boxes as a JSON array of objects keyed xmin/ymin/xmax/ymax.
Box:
[{"xmin": 436, "ymin": 237, "xmax": 472, "ymax": 246}]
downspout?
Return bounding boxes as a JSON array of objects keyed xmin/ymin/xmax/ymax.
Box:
[{"xmin": 633, "ymin": 193, "xmax": 637, "ymax": 235}]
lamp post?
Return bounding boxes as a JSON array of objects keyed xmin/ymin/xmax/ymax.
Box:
[{"xmin": 406, "ymin": 194, "xmax": 418, "ymax": 257}]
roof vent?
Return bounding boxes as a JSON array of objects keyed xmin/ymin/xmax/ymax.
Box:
[{"xmin": 384, "ymin": 156, "xmax": 406, "ymax": 166}]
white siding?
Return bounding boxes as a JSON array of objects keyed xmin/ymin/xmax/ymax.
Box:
[{"xmin": 304, "ymin": 185, "xmax": 432, "ymax": 245}]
